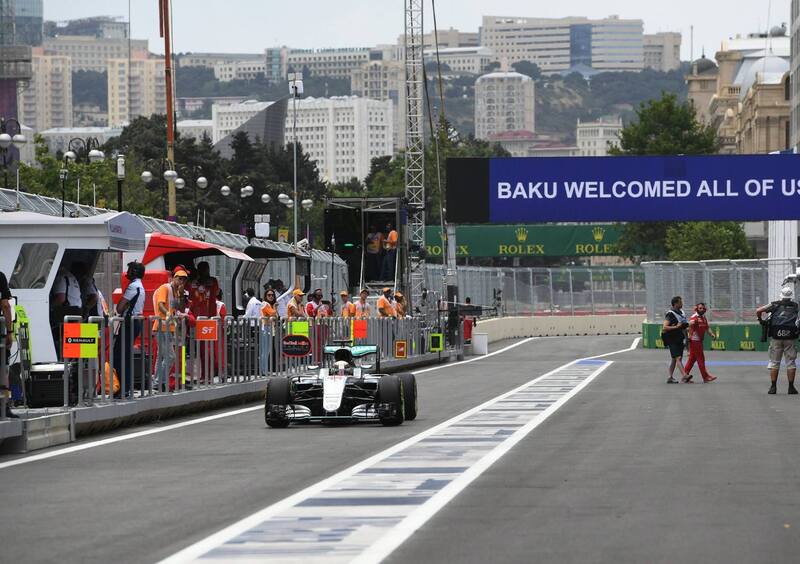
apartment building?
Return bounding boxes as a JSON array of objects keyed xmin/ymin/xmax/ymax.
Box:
[
  {"xmin": 286, "ymin": 47, "xmax": 378, "ymax": 80},
  {"xmin": 474, "ymin": 70, "xmax": 535, "ymax": 140},
  {"xmin": 17, "ymin": 49, "xmax": 72, "ymax": 130},
  {"xmin": 107, "ymin": 56, "xmax": 166, "ymax": 127},
  {"xmin": 350, "ymin": 59, "xmax": 406, "ymax": 149},
  {"xmin": 214, "ymin": 60, "xmax": 266, "ymax": 82},
  {"xmin": 480, "ymin": 15, "xmax": 644, "ymax": 73},
  {"xmin": 43, "ymin": 35, "xmax": 148, "ymax": 72},
  {"xmin": 576, "ymin": 116, "xmax": 623, "ymax": 156},
  {"xmin": 423, "ymin": 46, "xmax": 494, "ymax": 74},
  {"xmin": 643, "ymin": 32, "xmax": 682, "ymax": 72}
]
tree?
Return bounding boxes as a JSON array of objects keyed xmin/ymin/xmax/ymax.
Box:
[
  {"xmin": 665, "ymin": 222, "xmax": 754, "ymax": 261},
  {"xmin": 511, "ymin": 60, "xmax": 542, "ymax": 80},
  {"xmin": 611, "ymin": 92, "xmax": 731, "ymax": 260},
  {"xmin": 72, "ymin": 70, "xmax": 108, "ymax": 110}
]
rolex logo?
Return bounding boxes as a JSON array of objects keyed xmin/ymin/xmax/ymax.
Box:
[
  {"xmin": 592, "ymin": 227, "xmax": 606, "ymax": 242},
  {"xmin": 515, "ymin": 227, "xmax": 528, "ymax": 242}
]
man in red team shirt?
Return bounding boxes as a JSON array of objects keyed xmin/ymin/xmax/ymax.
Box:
[
  {"xmin": 188, "ymin": 261, "xmax": 219, "ymax": 382},
  {"xmin": 684, "ymin": 302, "xmax": 718, "ymax": 383}
]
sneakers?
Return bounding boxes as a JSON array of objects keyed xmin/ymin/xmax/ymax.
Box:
[
  {"xmin": 768, "ymin": 383, "xmax": 777, "ymax": 394},
  {"xmin": 789, "ymin": 384, "xmax": 798, "ymax": 395},
  {"xmin": 703, "ymin": 375, "xmax": 717, "ymax": 383},
  {"xmin": 666, "ymin": 377, "xmax": 679, "ymax": 384},
  {"xmin": 681, "ymin": 375, "xmax": 694, "ymax": 384}
]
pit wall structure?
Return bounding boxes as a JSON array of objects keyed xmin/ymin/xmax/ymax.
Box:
[
  {"xmin": 477, "ymin": 315, "xmax": 643, "ymax": 343},
  {"xmin": 641, "ymin": 322, "xmax": 767, "ymax": 352}
]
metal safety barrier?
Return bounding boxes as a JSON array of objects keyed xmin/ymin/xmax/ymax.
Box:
[
  {"xmin": 1, "ymin": 317, "xmax": 8, "ymax": 421},
  {"xmin": 46, "ymin": 314, "xmax": 446, "ymax": 408},
  {"xmin": 643, "ymin": 259, "xmax": 800, "ymax": 323}
]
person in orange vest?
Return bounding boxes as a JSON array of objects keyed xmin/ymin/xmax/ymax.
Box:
[
  {"xmin": 394, "ymin": 291, "xmax": 408, "ymax": 318},
  {"xmin": 286, "ymin": 289, "xmax": 306, "ymax": 320},
  {"xmin": 260, "ymin": 288, "xmax": 279, "ymax": 321},
  {"xmin": 381, "ymin": 222, "xmax": 399, "ymax": 281},
  {"xmin": 152, "ymin": 266, "xmax": 189, "ymax": 391},
  {"xmin": 377, "ymin": 287, "xmax": 396, "ymax": 318},
  {"xmin": 365, "ymin": 225, "xmax": 384, "ymax": 281},
  {"xmin": 340, "ymin": 290, "xmax": 357, "ymax": 317},
  {"xmin": 355, "ymin": 289, "xmax": 372, "ymax": 319}
]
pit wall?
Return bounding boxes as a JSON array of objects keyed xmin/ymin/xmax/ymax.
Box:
[
  {"xmin": 478, "ymin": 315, "xmax": 643, "ymax": 343},
  {"xmin": 641, "ymin": 322, "xmax": 767, "ymax": 352}
]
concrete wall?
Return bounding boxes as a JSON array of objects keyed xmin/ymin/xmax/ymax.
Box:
[{"xmin": 476, "ymin": 315, "xmax": 644, "ymax": 343}]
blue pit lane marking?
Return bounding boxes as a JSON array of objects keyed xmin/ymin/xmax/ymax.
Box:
[{"xmin": 162, "ymin": 358, "xmax": 613, "ymax": 564}]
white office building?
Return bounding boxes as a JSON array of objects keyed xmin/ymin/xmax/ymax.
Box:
[
  {"xmin": 576, "ymin": 116, "xmax": 623, "ymax": 156},
  {"xmin": 39, "ymin": 126, "xmax": 123, "ymax": 153},
  {"xmin": 474, "ymin": 70, "xmax": 535, "ymax": 140},
  {"xmin": 177, "ymin": 119, "xmax": 213, "ymax": 142},
  {"xmin": 480, "ymin": 14, "xmax": 644, "ymax": 73},
  {"xmin": 423, "ymin": 46, "xmax": 494, "ymax": 74},
  {"xmin": 212, "ymin": 100, "xmax": 273, "ymax": 143},
  {"xmin": 213, "ymin": 60, "xmax": 267, "ymax": 82},
  {"xmin": 288, "ymin": 96, "xmax": 393, "ymax": 183},
  {"xmin": 350, "ymin": 60, "xmax": 406, "ymax": 149}
]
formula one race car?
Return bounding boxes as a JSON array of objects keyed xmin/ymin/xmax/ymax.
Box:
[{"xmin": 264, "ymin": 342, "xmax": 418, "ymax": 428}]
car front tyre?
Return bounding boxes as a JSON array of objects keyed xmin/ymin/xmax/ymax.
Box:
[
  {"xmin": 398, "ymin": 372, "xmax": 417, "ymax": 421},
  {"xmin": 265, "ymin": 377, "xmax": 292, "ymax": 428},
  {"xmin": 377, "ymin": 374, "xmax": 404, "ymax": 426}
]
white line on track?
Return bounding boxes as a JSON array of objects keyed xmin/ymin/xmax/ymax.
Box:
[
  {"xmin": 158, "ymin": 338, "xmax": 637, "ymax": 563},
  {"xmin": 0, "ymin": 335, "xmax": 539, "ymax": 470}
]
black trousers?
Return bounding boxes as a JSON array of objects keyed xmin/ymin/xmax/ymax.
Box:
[{"xmin": 113, "ymin": 319, "xmax": 142, "ymax": 396}]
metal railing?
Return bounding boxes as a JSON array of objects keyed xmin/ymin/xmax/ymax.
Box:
[
  {"xmin": 426, "ymin": 265, "xmax": 646, "ymax": 316},
  {"xmin": 40, "ymin": 315, "xmax": 444, "ymax": 408},
  {"xmin": 1, "ymin": 317, "xmax": 7, "ymax": 421},
  {"xmin": 643, "ymin": 259, "xmax": 800, "ymax": 323}
]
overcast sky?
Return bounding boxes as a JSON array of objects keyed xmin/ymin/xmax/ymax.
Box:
[{"xmin": 44, "ymin": 0, "xmax": 789, "ymax": 61}]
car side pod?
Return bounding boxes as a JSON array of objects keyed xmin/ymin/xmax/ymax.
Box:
[
  {"xmin": 265, "ymin": 376, "xmax": 293, "ymax": 429},
  {"xmin": 376, "ymin": 374, "xmax": 404, "ymax": 426}
]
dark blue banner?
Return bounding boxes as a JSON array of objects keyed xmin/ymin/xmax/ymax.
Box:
[{"xmin": 471, "ymin": 154, "xmax": 800, "ymax": 223}]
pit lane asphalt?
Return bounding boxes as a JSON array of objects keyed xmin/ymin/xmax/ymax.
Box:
[
  {"xmin": 0, "ymin": 336, "xmax": 628, "ymax": 564},
  {"xmin": 387, "ymin": 347, "xmax": 800, "ymax": 564}
]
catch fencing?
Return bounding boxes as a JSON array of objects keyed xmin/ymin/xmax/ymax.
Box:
[
  {"xmin": 643, "ymin": 259, "xmax": 800, "ymax": 323},
  {"xmin": 32, "ymin": 315, "xmax": 443, "ymax": 408},
  {"xmin": 426, "ymin": 265, "xmax": 646, "ymax": 316}
]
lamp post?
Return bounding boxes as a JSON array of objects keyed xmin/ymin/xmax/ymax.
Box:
[
  {"xmin": 176, "ymin": 165, "xmax": 208, "ymax": 223},
  {"xmin": 115, "ymin": 153, "xmax": 125, "ymax": 211},
  {"xmin": 289, "ymin": 72, "xmax": 303, "ymax": 247},
  {"xmin": 0, "ymin": 117, "xmax": 27, "ymax": 210},
  {"xmin": 141, "ymin": 158, "xmax": 177, "ymax": 219},
  {"xmin": 62, "ymin": 137, "xmax": 105, "ymax": 216},
  {"xmin": 220, "ymin": 175, "xmax": 254, "ymax": 235}
]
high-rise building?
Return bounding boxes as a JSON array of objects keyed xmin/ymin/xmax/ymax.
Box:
[
  {"xmin": 397, "ymin": 28, "xmax": 479, "ymax": 51},
  {"xmin": 474, "ymin": 69, "xmax": 535, "ymax": 140},
  {"xmin": 43, "ymin": 36, "xmax": 148, "ymax": 72},
  {"xmin": 288, "ymin": 96, "xmax": 393, "ymax": 182},
  {"xmin": 576, "ymin": 116, "xmax": 623, "ymax": 156},
  {"xmin": 264, "ymin": 47, "xmax": 288, "ymax": 83},
  {"xmin": 17, "ymin": 49, "xmax": 72, "ymax": 131},
  {"xmin": 107, "ymin": 55, "xmax": 166, "ymax": 127},
  {"xmin": 13, "ymin": 0, "xmax": 43, "ymax": 46},
  {"xmin": 0, "ymin": 0, "xmax": 33, "ymax": 117},
  {"xmin": 286, "ymin": 47, "xmax": 381, "ymax": 80},
  {"xmin": 643, "ymin": 32, "xmax": 682, "ymax": 72},
  {"xmin": 212, "ymin": 99, "xmax": 272, "ymax": 143},
  {"xmin": 480, "ymin": 15, "xmax": 644, "ymax": 73},
  {"xmin": 350, "ymin": 59, "xmax": 405, "ymax": 149}
]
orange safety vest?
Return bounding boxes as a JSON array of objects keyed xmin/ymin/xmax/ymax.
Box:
[
  {"xmin": 261, "ymin": 302, "xmax": 278, "ymax": 318},
  {"xmin": 287, "ymin": 298, "xmax": 304, "ymax": 320},
  {"xmin": 377, "ymin": 295, "xmax": 396, "ymax": 318},
  {"xmin": 341, "ymin": 302, "xmax": 357, "ymax": 318}
]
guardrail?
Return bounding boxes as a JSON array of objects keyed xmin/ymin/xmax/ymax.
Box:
[
  {"xmin": 38, "ymin": 315, "xmax": 445, "ymax": 409},
  {"xmin": 1, "ymin": 317, "xmax": 7, "ymax": 421}
]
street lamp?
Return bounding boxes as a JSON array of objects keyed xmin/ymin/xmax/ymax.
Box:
[
  {"xmin": 220, "ymin": 175, "xmax": 254, "ymax": 235},
  {"xmin": 63, "ymin": 137, "xmax": 105, "ymax": 216},
  {"xmin": 141, "ymin": 159, "xmax": 177, "ymax": 219},
  {"xmin": 0, "ymin": 117, "xmax": 27, "ymax": 210},
  {"xmin": 289, "ymin": 72, "xmax": 303, "ymax": 247}
]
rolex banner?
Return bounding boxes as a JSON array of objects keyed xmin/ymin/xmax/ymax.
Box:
[{"xmin": 424, "ymin": 224, "xmax": 622, "ymax": 258}]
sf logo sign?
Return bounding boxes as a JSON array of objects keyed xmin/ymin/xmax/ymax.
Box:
[{"xmin": 195, "ymin": 320, "xmax": 218, "ymax": 341}]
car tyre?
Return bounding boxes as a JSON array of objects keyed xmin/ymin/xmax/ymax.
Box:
[
  {"xmin": 265, "ymin": 377, "xmax": 292, "ymax": 428},
  {"xmin": 398, "ymin": 372, "xmax": 417, "ymax": 421},
  {"xmin": 377, "ymin": 374, "xmax": 404, "ymax": 426}
]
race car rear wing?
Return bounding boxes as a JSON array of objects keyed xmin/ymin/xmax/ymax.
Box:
[{"xmin": 323, "ymin": 345, "xmax": 379, "ymax": 358}]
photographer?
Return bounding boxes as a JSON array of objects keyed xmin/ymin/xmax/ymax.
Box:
[
  {"xmin": 756, "ymin": 286, "xmax": 799, "ymax": 395},
  {"xmin": 661, "ymin": 296, "xmax": 691, "ymax": 384}
]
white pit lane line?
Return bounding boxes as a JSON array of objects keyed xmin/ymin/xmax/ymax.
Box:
[
  {"xmin": 0, "ymin": 336, "xmax": 540, "ymax": 471},
  {"xmin": 159, "ymin": 338, "xmax": 637, "ymax": 564}
]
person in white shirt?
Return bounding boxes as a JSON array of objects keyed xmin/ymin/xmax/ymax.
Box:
[
  {"xmin": 244, "ymin": 288, "xmax": 263, "ymax": 318},
  {"xmin": 114, "ymin": 261, "xmax": 145, "ymax": 397}
]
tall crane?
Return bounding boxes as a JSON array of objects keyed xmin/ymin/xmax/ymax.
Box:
[{"xmin": 404, "ymin": 0, "xmax": 426, "ymax": 313}]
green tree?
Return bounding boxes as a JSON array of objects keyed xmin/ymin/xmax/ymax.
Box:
[
  {"xmin": 611, "ymin": 92, "xmax": 732, "ymax": 261},
  {"xmin": 665, "ymin": 222, "xmax": 754, "ymax": 261}
]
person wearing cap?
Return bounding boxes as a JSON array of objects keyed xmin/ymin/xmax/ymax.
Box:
[
  {"xmin": 188, "ymin": 261, "xmax": 219, "ymax": 319},
  {"xmin": 340, "ymin": 291, "xmax": 356, "ymax": 318},
  {"xmin": 355, "ymin": 289, "xmax": 372, "ymax": 319},
  {"xmin": 394, "ymin": 291, "xmax": 408, "ymax": 318},
  {"xmin": 381, "ymin": 222, "xmax": 399, "ymax": 281},
  {"xmin": 152, "ymin": 266, "xmax": 189, "ymax": 391},
  {"xmin": 287, "ymin": 289, "xmax": 306, "ymax": 320},
  {"xmin": 305, "ymin": 288, "xmax": 323, "ymax": 318},
  {"xmin": 757, "ymin": 286, "xmax": 800, "ymax": 394},
  {"xmin": 377, "ymin": 287, "xmax": 396, "ymax": 318}
]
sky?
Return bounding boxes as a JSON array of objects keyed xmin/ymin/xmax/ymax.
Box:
[{"xmin": 43, "ymin": 0, "xmax": 789, "ymax": 61}]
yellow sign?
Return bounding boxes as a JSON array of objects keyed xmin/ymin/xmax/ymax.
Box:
[
  {"xmin": 289, "ymin": 320, "xmax": 309, "ymax": 337},
  {"xmin": 278, "ymin": 228, "xmax": 290, "ymax": 243},
  {"xmin": 711, "ymin": 340, "xmax": 726, "ymax": 351},
  {"xmin": 740, "ymin": 340, "xmax": 756, "ymax": 351}
]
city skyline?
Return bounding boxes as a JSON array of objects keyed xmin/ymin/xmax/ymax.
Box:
[{"xmin": 42, "ymin": 0, "xmax": 788, "ymax": 63}]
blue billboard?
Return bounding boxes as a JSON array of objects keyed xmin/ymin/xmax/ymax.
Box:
[{"xmin": 445, "ymin": 154, "xmax": 800, "ymax": 224}]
